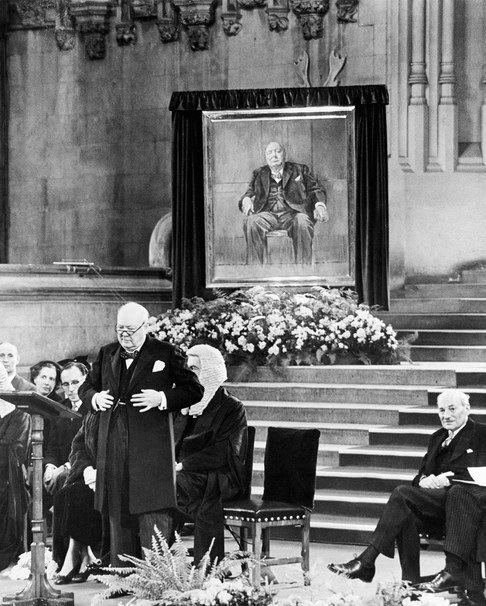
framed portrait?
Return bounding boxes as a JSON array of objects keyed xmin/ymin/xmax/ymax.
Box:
[{"xmin": 202, "ymin": 106, "xmax": 356, "ymax": 288}]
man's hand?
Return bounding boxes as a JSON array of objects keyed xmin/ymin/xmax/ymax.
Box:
[
  {"xmin": 241, "ymin": 197, "xmax": 254, "ymax": 216},
  {"xmin": 175, "ymin": 462, "xmax": 182, "ymax": 472},
  {"xmin": 314, "ymin": 204, "xmax": 329, "ymax": 222},
  {"xmin": 92, "ymin": 390, "xmax": 113, "ymax": 411},
  {"xmin": 44, "ymin": 464, "xmax": 67, "ymax": 494},
  {"xmin": 131, "ymin": 389, "xmax": 163, "ymax": 413},
  {"xmin": 419, "ymin": 473, "xmax": 451, "ymax": 489},
  {"xmin": 83, "ymin": 466, "xmax": 97, "ymax": 492},
  {"xmin": 43, "ymin": 464, "xmax": 56, "ymax": 486}
]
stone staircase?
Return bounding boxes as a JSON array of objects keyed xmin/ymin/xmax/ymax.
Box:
[{"xmin": 226, "ymin": 279, "xmax": 486, "ymax": 545}]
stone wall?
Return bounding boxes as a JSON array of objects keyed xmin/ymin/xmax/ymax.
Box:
[{"xmin": 6, "ymin": 0, "xmax": 486, "ymax": 286}]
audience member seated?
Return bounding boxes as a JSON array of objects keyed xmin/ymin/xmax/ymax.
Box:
[
  {"xmin": 328, "ymin": 389, "xmax": 486, "ymax": 604},
  {"xmin": 0, "ymin": 364, "xmax": 31, "ymax": 571},
  {"xmin": 52, "ymin": 412, "xmax": 102, "ymax": 584},
  {"xmin": 43, "ymin": 362, "xmax": 89, "ymax": 497},
  {"xmin": 30, "ymin": 360, "xmax": 63, "ymax": 403},
  {"xmin": 0, "ymin": 342, "xmax": 35, "ymax": 391},
  {"xmin": 174, "ymin": 344, "xmax": 248, "ymax": 564}
]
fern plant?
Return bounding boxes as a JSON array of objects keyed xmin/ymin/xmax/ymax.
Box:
[{"xmin": 93, "ymin": 527, "xmax": 265, "ymax": 604}]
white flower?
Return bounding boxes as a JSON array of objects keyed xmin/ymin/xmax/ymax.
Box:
[
  {"xmin": 225, "ymin": 340, "xmax": 237, "ymax": 353},
  {"xmin": 342, "ymin": 330, "xmax": 351, "ymax": 339},
  {"xmin": 268, "ymin": 344, "xmax": 280, "ymax": 356},
  {"xmin": 216, "ymin": 590, "xmax": 232, "ymax": 604},
  {"xmin": 355, "ymin": 328, "xmax": 367, "ymax": 341},
  {"xmin": 246, "ymin": 343, "xmax": 255, "ymax": 353},
  {"xmin": 237, "ymin": 335, "xmax": 247, "ymax": 346}
]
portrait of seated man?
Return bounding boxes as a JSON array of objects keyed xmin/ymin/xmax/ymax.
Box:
[{"xmin": 238, "ymin": 141, "xmax": 329, "ymax": 265}]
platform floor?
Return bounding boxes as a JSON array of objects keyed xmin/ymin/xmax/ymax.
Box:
[{"xmin": 0, "ymin": 540, "xmax": 446, "ymax": 606}]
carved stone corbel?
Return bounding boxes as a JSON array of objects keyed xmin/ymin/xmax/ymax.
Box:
[
  {"xmin": 290, "ymin": 0, "xmax": 329, "ymax": 40},
  {"xmin": 266, "ymin": 0, "xmax": 289, "ymax": 32},
  {"xmin": 335, "ymin": 0, "xmax": 358, "ymax": 23},
  {"xmin": 115, "ymin": 0, "xmax": 137, "ymax": 45},
  {"xmin": 172, "ymin": 0, "xmax": 215, "ymax": 50},
  {"xmin": 221, "ymin": 0, "xmax": 241, "ymax": 36},
  {"xmin": 54, "ymin": 0, "xmax": 75, "ymax": 50},
  {"xmin": 70, "ymin": 0, "xmax": 112, "ymax": 59},
  {"xmin": 156, "ymin": 0, "xmax": 179, "ymax": 42},
  {"xmin": 237, "ymin": 0, "xmax": 265, "ymax": 10}
]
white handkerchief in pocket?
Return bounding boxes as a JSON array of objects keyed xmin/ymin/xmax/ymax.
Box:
[
  {"xmin": 153, "ymin": 360, "xmax": 166, "ymax": 372},
  {"xmin": 467, "ymin": 448, "xmax": 474, "ymax": 453}
]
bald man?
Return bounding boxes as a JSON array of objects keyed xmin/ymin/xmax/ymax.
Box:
[
  {"xmin": 239, "ymin": 142, "xmax": 328, "ymax": 265},
  {"xmin": 79, "ymin": 302, "xmax": 203, "ymax": 566}
]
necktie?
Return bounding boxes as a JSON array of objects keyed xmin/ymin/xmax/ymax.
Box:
[
  {"xmin": 442, "ymin": 433, "xmax": 453, "ymax": 448},
  {"xmin": 120, "ymin": 349, "xmax": 139, "ymax": 360}
]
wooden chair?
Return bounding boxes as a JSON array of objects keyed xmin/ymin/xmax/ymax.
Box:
[{"xmin": 223, "ymin": 427, "xmax": 320, "ymax": 586}]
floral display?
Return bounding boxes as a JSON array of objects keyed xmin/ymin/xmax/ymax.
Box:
[
  {"xmin": 149, "ymin": 287, "xmax": 401, "ymax": 367},
  {"xmin": 93, "ymin": 529, "xmax": 273, "ymax": 606},
  {"xmin": 7, "ymin": 549, "xmax": 57, "ymax": 580}
]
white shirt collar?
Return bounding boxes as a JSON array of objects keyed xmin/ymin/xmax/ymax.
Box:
[{"xmin": 448, "ymin": 419, "xmax": 468, "ymax": 440}]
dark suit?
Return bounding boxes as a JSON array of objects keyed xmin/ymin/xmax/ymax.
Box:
[
  {"xmin": 370, "ymin": 419, "xmax": 486, "ymax": 586},
  {"xmin": 239, "ymin": 162, "xmax": 326, "ymax": 264},
  {"xmin": 79, "ymin": 335, "xmax": 203, "ymax": 564}
]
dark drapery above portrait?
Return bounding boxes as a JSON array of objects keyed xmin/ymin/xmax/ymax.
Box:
[{"xmin": 169, "ymin": 85, "xmax": 389, "ymax": 309}]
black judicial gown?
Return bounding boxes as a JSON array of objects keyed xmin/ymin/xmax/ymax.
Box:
[{"xmin": 0, "ymin": 407, "xmax": 31, "ymax": 571}]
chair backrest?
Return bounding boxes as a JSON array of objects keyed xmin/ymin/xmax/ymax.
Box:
[
  {"xmin": 262, "ymin": 427, "xmax": 320, "ymax": 509},
  {"xmin": 240, "ymin": 425, "xmax": 256, "ymax": 500}
]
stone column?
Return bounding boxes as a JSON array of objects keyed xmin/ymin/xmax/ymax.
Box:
[
  {"xmin": 438, "ymin": 0, "xmax": 457, "ymax": 171},
  {"xmin": 0, "ymin": 0, "xmax": 7, "ymax": 262},
  {"xmin": 481, "ymin": 2, "xmax": 486, "ymax": 165},
  {"xmin": 408, "ymin": 0, "xmax": 428, "ymax": 173}
]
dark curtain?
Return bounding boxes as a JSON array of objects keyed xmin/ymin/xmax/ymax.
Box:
[
  {"xmin": 0, "ymin": 0, "xmax": 8, "ymax": 262},
  {"xmin": 170, "ymin": 85, "xmax": 389, "ymax": 309}
]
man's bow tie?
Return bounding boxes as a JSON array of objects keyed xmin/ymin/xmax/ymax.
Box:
[{"xmin": 120, "ymin": 349, "xmax": 139, "ymax": 360}]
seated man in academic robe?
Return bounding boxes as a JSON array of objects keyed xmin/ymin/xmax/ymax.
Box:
[{"xmin": 174, "ymin": 344, "xmax": 248, "ymax": 564}]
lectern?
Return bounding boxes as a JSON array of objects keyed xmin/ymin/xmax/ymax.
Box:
[{"xmin": 0, "ymin": 392, "xmax": 81, "ymax": 606}]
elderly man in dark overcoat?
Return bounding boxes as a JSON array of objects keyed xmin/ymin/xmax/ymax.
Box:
[{"xmin": 79, "ymin": 302, "xmax": 203, "ymax": 565}]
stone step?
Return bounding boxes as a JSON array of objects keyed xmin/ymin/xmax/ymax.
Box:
[
  {"xmin": 252, "ymin": 486, "xmax": 389, "ymax": 518},
  {"xmin": 410, "ymin": 345, "xmax": 486, "ymax": 363},
  {"xmin": 397, "ymin": 283, "xmax": 486, "ymax": 299},
  {"xmin": 228, "ymin": 365, "xmax": 457, "ymax": 386},
  {"xmin": 266, "ymin": 514, "xmax": 377, "ymax": 545},
  {"xmin": 244, "ymin": 401, "xmax": 403, "ymax": 425},
  {"xmin": 338, "ymin": 445, "xmax": 426, "ymax": 469},
  {"xmin": 391, "ymin": 298, "xmax": 486, "ymax": 313},
  {"xmin": 399, "ymin": 406, "xmax": 486, "ymax": 425},
  {"xmin": 378, "ymin": 313, "xmax": 486, "ymax": 329},
  {"xmin": 228, "ymin": 382, "xmax": 432, "ymax": 405},
  {"xmin": 462, "ymin": 270, "xmax": 486, "ymax": 284},
  {"xmin": 369, "ymin": 425, "xmax": 435, "ymax": 447},
  {"xmin": 398, "ymin": 329, "xmax": 486, "ymax": 346},
  {"xmin": 251, "ymin": 464, "xmax": 416, "ymax": 492},
  {"xmin": 456, "ymin": 371, "xmax": 486, "ymax": 387}
]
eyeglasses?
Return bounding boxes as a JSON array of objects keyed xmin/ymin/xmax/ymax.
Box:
[{"xmin": 115, "ymin": 322, "xmax": 145, "ymax": 337}]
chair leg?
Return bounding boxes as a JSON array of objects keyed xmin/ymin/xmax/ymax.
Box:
[
  {"xmin": 252, "ymin": 523, "xmax": 262, "ymax": 587},
  {"xmin": 262, "ymin": 528, "xmax": 270, "ymax": 558},
  {"xmin": 239, "ymin": 526, "xmax": 249, "ymax": 551},
  {"xmin": 301, "ymin": 514, "xmax": 311, "ymax": 586}
]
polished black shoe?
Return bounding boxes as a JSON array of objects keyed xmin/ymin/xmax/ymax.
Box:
[
  {"xmin": 105, "ymin": 589, "xmax": 131, "ymax": 599},
  {"xmin": 327, "ymin": 557, "xmax": 375, "ymax": 583},
  {"xmin": 54, "ymin": 563, "xmax": 81, "ymax": 585},
  {"xmin": 457, "ymin": 589, "xmax": 486, "ymax": 606},
  {"xmin": 418, "ymin": 570, "xmax": 464, "ymax": 593}
]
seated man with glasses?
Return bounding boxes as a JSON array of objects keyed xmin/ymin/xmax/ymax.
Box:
[
  {"xmin": 79, "ymin": 301, "xmax": 204, "ymax": 566},
  {"xmin": 43, "ymin": 362, "xmax": 90, "ymax": 496}
]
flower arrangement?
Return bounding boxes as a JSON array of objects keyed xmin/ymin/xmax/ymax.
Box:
[
  {"xmin": 149, "ymin": 287, "xmax": 402, "ymax": 367},
  {"xmin": 93, "ymin": 528, "xmax": 273, "ymax": 606},
  {"xmin": 8, "ymin": 549, "xmax": 57, "ymax": 580}
]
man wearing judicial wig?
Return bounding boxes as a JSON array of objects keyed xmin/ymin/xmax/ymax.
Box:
[
  {"xmin": 79, "ymin": 302, "xmax": 203, "ymax": 565},
  {"xmin": 328, "ymin": 389, "xmax": 486, "ymax": 605},
  {"xmin": 174, "ymin": 344, "xmax": 248, "ymax": 564}
]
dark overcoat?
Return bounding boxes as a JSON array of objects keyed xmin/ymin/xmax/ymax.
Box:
[
  {"xmin": 79, "ymin": 336, "xmax": 203, "ymax": 515},
  {"xmin": 413, "ymin": 418, "xmax": 486, "ymax": 485}
]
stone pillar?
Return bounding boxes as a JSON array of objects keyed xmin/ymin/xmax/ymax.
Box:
[
  {"xmin": 0, "ymin": 0, "xmax": 7, "ymax": 262},
  {"xmin": 408, "ymin": 0, "xmax": 428, "ymax": 173},
  {"xmin": 481, "ymin": 2, "xmax": 486, "ymax": 165},
  {"xmin": 438, "ymin": 0, "xmax": 457, "ymax": 171}
]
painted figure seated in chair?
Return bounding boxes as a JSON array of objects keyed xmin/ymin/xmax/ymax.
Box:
[
  {"xmin": 238, "ymin": 142, "xmax": 328, "ymax": 265},
  {"xmin": 328, "ymin": 389, "xmax": 486, "ymax": 606},
  {"xmin": 174, "ymin": 344, "xmax": 248, "ymax": 564}
]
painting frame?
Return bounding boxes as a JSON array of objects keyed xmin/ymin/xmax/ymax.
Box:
[{"xmin": 202, "ymin": 106, "xmax": 356, "ymax": 289}]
